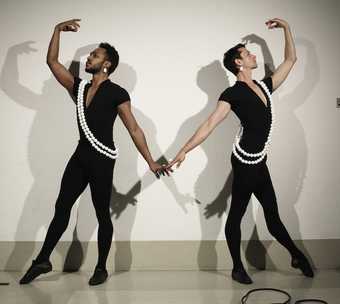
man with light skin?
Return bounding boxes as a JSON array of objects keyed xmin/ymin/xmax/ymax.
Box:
[
  {"xmin": 167, "ymin": 18, "xmax": 314, "ymax": 284},
  {"xmin": 20, "ymin": 19, "xmax": 170, "ymax": 286}
]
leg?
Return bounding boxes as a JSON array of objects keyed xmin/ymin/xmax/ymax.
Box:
[
  {"xmin": 87, "ymin": 157, "xmax": 115, "ymax": 286},
  {"xmin": 35, "ymin": 152, "xmax": 88, "ymax": 262},
  {"xmin": 225, "ymin": 185, "xmax": 252, "ymax": 270},
  {"xmin": 225, "ymin": 160, "xmax": 254, "ymax": 271},
  {"xmin": 253, "ymin": 165, "xmax": 313, "ymax": 277},
  {"xmin": 20, "ymin": 150, "xmax": 88, "ymax": 284},
  {"xmin": 89, "ymin": 158, "xmax": 115, "ymax": 271},
  {"xmin": 253, "ymin": 165, "xmax": 302, "ymax": 258}
]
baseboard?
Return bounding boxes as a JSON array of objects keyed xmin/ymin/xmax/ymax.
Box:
[{"xmin": 1, "ymin": 239, "xmax": 339, "ymax": 271}]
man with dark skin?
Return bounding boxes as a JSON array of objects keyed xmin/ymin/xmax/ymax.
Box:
[
  {"xmin": 20, "ymin": 19, "xmax": 170, "ymax": 285},
  {"xmin": 167, "ymin": 18, "xmax": 314, "ymax": 284}
]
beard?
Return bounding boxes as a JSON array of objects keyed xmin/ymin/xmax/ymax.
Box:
[{"xmin": 85, "ymin": 63, "xmax": 102, "ymax": 74}]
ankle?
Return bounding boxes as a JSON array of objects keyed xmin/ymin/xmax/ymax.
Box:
[
  {"xmin": 232, "ymin": 264, "xmax": 246, "ymax": 272},
  {"xmin": 95, "ymin": 265, "xmax": 107, "ymax": 271}
]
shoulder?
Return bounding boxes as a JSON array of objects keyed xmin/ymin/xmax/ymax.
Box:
[
  {"xmin": 260, "ymin": 77, "xmax": 273, "ymax": 94},
  {"xmin": 107, "ymin": 81, "xmax": 131, "ymax": 105},
  {"xmin": 219, "ymin": 83, "xmax": 239, "ymax": 105},
  {"xmin": 106, "ymin": 81, "xmax": 126, "ymax": 93},
  {"xmin": 72, "ymin": 76, "xmax": 83, "ymax": 97}
]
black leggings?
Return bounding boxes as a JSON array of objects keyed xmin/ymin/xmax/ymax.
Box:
[
  {"xmin": 225, "ymin": 155, "xmax": 303, "ymax": 270},
  {"xmin": 36, "ymin": 142, "xmax": 115, "ymax": 269}
]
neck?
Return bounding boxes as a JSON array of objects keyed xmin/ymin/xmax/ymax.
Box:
[
  {"xmin": 91, "ymin": 73, "xmax": 109, "ymax": 87},
  {"xmin": 236, "ymin": 69, "xmax": 253, "ymax": 84}
]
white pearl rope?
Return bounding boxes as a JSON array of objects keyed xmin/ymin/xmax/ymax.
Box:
[
  {"xmin": 77, "ymin": 80, "xmax": 119, "ymax": 159},
  {"xmin": 232, "ymin": 80, "xmax": 275, "ymax": 165}
]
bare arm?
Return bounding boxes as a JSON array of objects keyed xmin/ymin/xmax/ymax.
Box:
[
  {"xmin": 118, "ymin": 101, "xmax": 170, "ymax": 177},
  {"xmin": 266, "ymin": 18, "xmax": 297, "ymax": 91},
  {"xmin": 47, "ymin": 19, "xmax": 81, "ymax": 93},
  {"xmin": 168, "ymin": 100, "xmax": 231, "ymax": 168}
]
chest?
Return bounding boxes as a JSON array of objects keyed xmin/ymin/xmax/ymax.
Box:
[
  {"xmin": 82, "ymin": 84, "xmax": 117, "ymax": 119},
  {"xmin": 232, "ymin": 86, "xmax": 270, "ymax": 124}
]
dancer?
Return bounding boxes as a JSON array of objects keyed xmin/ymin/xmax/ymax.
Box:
[
  {"xmin": 167, "ymin": 18, "xmax": 313, "ymax": 284},
  {"xmin": 20, "ymin": 19, "xmax": 170, "ymax": 285}
]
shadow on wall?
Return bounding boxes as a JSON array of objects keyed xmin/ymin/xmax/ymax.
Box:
[
  {"xmin": 0, "ymin": 41, "xmax": 91, "ymax": 271},
  {"xmin": 268, "ymin": 36, "xmax": 319, "ymax": 267},
  {"xmin": 194, "ymin": 60, "xmax": 235, "ymax": 270},
  {"xmin": 0, "ymin": 42, "xmax": 99, "ymax": 304}
]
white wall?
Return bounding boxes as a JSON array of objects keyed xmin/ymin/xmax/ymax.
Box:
[{"xmin": 0, "ymin": 0, "xmax": 339, "ymax": 242}]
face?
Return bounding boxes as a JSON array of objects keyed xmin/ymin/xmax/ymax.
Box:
[
  {"xmin": 85, "ymin": 47, "xmax": 109, "ymax": 74},
  {"xmin": 236, "ymin": 47, "xmax": 257, "ymax": 70}
]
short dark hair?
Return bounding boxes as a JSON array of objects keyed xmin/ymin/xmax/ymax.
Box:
[
  {"xmin": 99, "ymin": 42, "xmax": 119, "ymax": 75},
  {"xmin": 223, "ymin": 43, "xmax": 245, "ymax": 76}
]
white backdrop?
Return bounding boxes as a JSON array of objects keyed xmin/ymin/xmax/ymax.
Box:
[{"xmin": 0, "ymin": 0, "xmax": 339, "ymax": 242}]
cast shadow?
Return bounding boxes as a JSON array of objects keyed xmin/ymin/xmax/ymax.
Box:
[
  {"xmin": 0, "ymin": 41, "xmax": 102, "ymax": 304},
  {"xmin": 270, "ymin": 37, "xmax": 319, "ymax": 271},
  {"xmin": 0, "ymin": 42, "xmax": 95, "ymax": 272}
]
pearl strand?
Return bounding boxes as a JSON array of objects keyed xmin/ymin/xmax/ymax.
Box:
[
  {"xmin": 232, "ymin": 80, "xmax": 275, "ymax": 165},
  {"xmin": 77, "ymin": 80, "xmax": 119, "ymax": 159}
]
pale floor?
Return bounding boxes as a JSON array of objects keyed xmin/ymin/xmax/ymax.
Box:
[{"xmin": 1, "ymin": 269, "xmax": 339, "ymax": 304}]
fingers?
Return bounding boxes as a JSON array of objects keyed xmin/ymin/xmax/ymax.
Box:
[
  {"xmin": 266, "ymin": 18, "xmax": 287, "ymax": 29},
  {"xmin": 153, "ymin": 163, "xmax": 173, "ymax": 178},
  {"xmin": 265, "ymin": 20, "xmax": 277, "ymax": 29},
  {"xmin": 162, "ymin": 166, "xmax": 172, "ymax": 177},
  {"xmin": 176, "ymin": 159, "xmax": 183, "ymax": 168},
  {"xmin": 165, "ymin": 159, "xmax": 177, "ymax": 170},
  {"xmin": 72, "ymin": 19, "xmax": 81, "ymax": 30},
  {"xmin": 61, "ymin": 19, "xmax": 81, "ymax": 32}
]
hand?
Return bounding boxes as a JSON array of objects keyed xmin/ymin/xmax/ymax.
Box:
[
  {"xmin": 166, "ymin": 151, "xmax": 186, "ymax": 170},
  {"xmin": 56, "ymin": 19, "xmax": 81, "ymax": 32},
  {"xmin": 242, "ymin": 34, "xmax": 265, "ymax": 45},
  {"xmin": 265, "ymin": 18, "xmax": 289, "ymax": 30},
  {"xmin": 10, "ymin": 41, "xmax": 38, "ymax": 55},
  {"xmin": 149, "ymin": 161, "xmax": 172, "ymax": 179}
]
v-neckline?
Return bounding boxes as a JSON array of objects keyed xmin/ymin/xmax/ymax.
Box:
[
  {"xmin": 239, "ymin": 80, "xmax": 269, "ymax": 108},
  {"xmin": 84, "ymin": 79, "xmax": 109, "ymax": 110}
]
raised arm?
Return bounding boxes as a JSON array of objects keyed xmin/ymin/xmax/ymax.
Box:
[
  {"xmin": 266, "ymin": 18, "xmax": 297, "ymax": 91},
  {"xmin": 47, "ymin": 19, "xmax": 81, "ymax": 93},
  {"xmin": 168, "ymin": 100, "xmax": 231, "ymax": 169},
  {"xmin": 118, "ymin": 101, "xmax": 170, "ymax": 178}
]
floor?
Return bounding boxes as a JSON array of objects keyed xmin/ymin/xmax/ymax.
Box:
[{"xmin": 0, "ymin": 269, "xmax": 339, "ymax": 304}]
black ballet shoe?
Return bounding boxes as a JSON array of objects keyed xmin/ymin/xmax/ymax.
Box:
[
  {"xmin": 88, "ymin": 267, "xmax": 108, "ymax": 286},
  {"xmin": 291, "ymin": 256, "xmax": 314, "ymax": 278},
  {"xmin": 19, "ymin": 260, "xmax": 52, "ymax": 284},
  {"xmin": 231, "ymin": 268, "xmax": 253, "ymax": 284}
]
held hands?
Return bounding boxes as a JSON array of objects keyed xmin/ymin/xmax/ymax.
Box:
[
  {"xmin": 150, "ymin": 149, "xmax": 186, "ymax": 179},
  {"xmin": 265, "ymin": 18, "xmax": 289, "ymax": 30},
  {"xmin": 149, "ymin": 161, "xmax": 173, "ymax": 179},
  {"xmin": 166, "ymin": 150, "xmax": 186, "ymax": 170},
  {"xmin": 56, "ymin": 19, "xmax": 81, "ymax": 32}
]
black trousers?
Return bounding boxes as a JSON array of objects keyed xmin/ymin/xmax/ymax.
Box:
[
  {"xmin": 225, "ymin": 155, "xmax": 302, "ymax": 269},
  {"xmin": 36, "ymin": 142, "xmax": 115, "ymax": 269}
]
